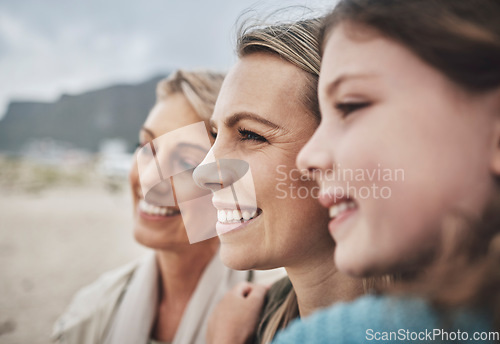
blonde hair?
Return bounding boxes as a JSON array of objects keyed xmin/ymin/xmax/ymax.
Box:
[
  {"xmin": 156, "ymin": 70, "xmax": 225, "ymax": 122},
  {"xmin": 237, "ymin": 18, "xmax": 323, "ymax": 122},
  {"xmin": 260, "ymin": 289, "xmax": 299, "ymax": 344}
]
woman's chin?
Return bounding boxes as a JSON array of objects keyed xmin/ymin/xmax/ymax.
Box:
[
  {"xmin": 219, "ymin": 248, "xmax": 259, "ymax": 271},
  {"xmin": 133, "ymin": 223, "xmax": 190, "ymax": 249}
]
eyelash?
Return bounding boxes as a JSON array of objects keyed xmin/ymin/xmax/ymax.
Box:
[
  {"xmin": 238, "ymin": 128, "xmax": 267, "ymax": 143},
  {"xmin": 335, "ymin": 102, "xmax": 370, "ymax": 117}
]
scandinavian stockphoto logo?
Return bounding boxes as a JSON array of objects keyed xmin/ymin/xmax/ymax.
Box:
[
  {"xmin": 275, "ymin": 164, "xmax": 405, "ymax": 200},
  {"xmin": 136, "ymin": 121, "xmax": 257, "ymax": 243}
]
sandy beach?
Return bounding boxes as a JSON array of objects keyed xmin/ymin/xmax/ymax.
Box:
[{"xmin": 0, "ymin": 161, "xmax": 146, "ymax": 344}]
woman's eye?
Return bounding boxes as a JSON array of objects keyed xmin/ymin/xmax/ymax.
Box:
[
  {"xmin": 335, "ymin": 102, "xmax": 370, "ymax": 117},
  {"xmin": 136, "ymin": 141, "xmax": 153, "ymax": 155},
  {"xmin": 210, "ymin": 131, "xmax": 217, "ymax": 139},
  {"xmin": 177, "ymin": 158, "xmax": 197, "ymax": 171},
  {"xmin": 238, "ymin": 128, "xmax": 267, "ymax": 143}
]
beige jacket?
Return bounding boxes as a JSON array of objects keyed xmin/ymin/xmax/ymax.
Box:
[{"xmin": 52, "ymin": 251, "xmax": 285, "ymax": 344}]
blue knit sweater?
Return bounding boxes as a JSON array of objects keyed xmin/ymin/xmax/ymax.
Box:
[{"xmin": 272, "ymin": 295, "xmax": 496, "ymax": 344}]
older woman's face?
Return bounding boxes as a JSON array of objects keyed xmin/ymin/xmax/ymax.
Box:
[
  {"xmin": 196, "ymin": 52, "xmax": 333, "ymax": 270},
  {"xmin": 130, "ymin": 93, "xmax": 214, "ymax": 249}
]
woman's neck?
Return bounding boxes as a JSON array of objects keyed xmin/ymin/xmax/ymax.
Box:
[
  {"xmin": 155, "ymin": 240, "xmax": 219, "ymax": 302},
  {"xmin": 151, "ymin": 240, "xmax": 219, "ymax": 341},
  {"xmin": 285, "ymin": 250, "xmax": 364, "ymax": 318}
]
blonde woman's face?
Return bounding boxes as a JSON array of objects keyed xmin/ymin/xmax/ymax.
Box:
[
  {"xmin": 129, "ymin": 94, "xmax": 214, "ymax": 249},
  {"xmin": 198, "ymin": 52, "xmax": 334, "ymax": 270},
  {"xmin": 298, "ymin": 23, "xmax": 499, "ymax": 276}
]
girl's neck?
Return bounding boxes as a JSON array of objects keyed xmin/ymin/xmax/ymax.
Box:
[{"xmin": 285, "ymin": 251, "xmax": 364, "ymax": 318}]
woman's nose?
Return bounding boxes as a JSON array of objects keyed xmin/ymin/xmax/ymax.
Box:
[{"xmin": 193, "ymin": 149, "xmax": 250, "ymax": 192}]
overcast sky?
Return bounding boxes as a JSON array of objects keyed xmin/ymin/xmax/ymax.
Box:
[{"xmin": 0, "ymin": 0, "xmax": 335, "ymax": 120}]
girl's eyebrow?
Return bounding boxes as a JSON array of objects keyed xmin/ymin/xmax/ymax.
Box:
[{"xmin": 323, "ymin": 73, "xmax": 377, "ymax": 97}]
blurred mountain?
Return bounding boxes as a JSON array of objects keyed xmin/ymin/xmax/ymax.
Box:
[{"xmin": 0, "ymin": 75, "xmax": 167, "ymax": 154}]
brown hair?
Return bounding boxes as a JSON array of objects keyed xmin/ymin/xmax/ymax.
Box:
[
  {"xmin": 321, "ymin": 0, "xmax": 500, "ymax": 328},
  {"xmin": 156, "ymin": 70, "xmax": 225, "ymax": 122},
  {"xmin": 321, "ymin": 0, "xmax": 500, "ymax": 92}
]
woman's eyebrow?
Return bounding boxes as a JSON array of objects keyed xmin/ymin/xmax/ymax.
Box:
[{"xmin": 224, "ymin": 112, "xmax": 282, "ymax": 130}]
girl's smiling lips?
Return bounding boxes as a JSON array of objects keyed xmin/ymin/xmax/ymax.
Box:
[{"xmin": 318, "ymin": 190, "xmax": 358, "ymax": 235}]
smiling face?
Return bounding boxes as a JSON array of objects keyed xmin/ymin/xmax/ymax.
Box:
[
  {"xmin": 297, "ymin": 23, "xmax": 499, "ymax": 276},
  {"xmin": 130, "ymin": 93, "xmax": 216, "ymax": 249},
  {"xmin": 198, "ymin": 52, "xmax": 333, "ymax": 270}
]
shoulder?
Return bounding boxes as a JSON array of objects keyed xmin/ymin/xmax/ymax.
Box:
[
  {"xmin": 52, "ymin": 255, "xmax": 148, "ymax": 342},
  {"xmin": 272, "ymin": 295, "xmax": 494, "ymax": 344}
]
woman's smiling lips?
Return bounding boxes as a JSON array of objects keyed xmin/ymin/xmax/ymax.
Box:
[
  {"xmin": 138, "ymin": 199, "xmax": 181, "ymax": 221},
  {"xmin": 318, "ymin": 190, "xmax": 358, "ymax": 236},
  {"xmin": 212, "ymin": 199, "xmax": 261, "ymax": 235}
]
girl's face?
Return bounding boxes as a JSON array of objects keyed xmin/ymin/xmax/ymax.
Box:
[
  {"xmin": 195, "ymin": 52, "xmax": 333, "ymax": 270},
  {"xmin": 297, "ymin": 23, "xmax": 500, "ymax": 276}
]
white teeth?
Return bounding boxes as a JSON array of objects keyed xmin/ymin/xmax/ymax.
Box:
[
  {"xmin": 139, "ymin": 199, "xmax": 178, "ymax": 217},
  {"xmin": 329, "ymin": 206, "xmax": 339, "ymax": 218},
  {"xmin": 218, "ymin": 210, "xmax": 226, "ymax": 222},
  {"xmin": 329, "ymin": 200, "xmax": 356, "ymax": 219},
  {"xmin": 218, "ymin": 209, "xmax": 258, "ymax": 224}
]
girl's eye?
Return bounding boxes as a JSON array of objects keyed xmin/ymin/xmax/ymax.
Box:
[
  {"xmin": 335, "ymin": 102, "xmax": 370, "ymax": 117},
  {"xmin": 210, "ymin": 131, "xmax": 217, "ymax": 139},
  {"xmin": 238, "ymin": 128, "xmax": 267, "ymax": 143}
]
